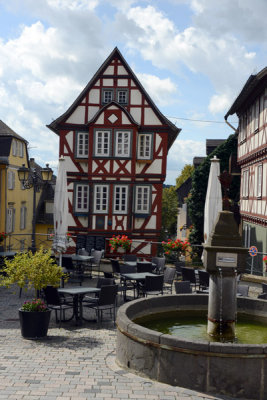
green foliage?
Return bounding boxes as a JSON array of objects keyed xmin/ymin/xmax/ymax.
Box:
[
  {"xmin": 0, "ymin": 247, "xmax": 66, "ymax": 296},
  {"xmin": 175, "ymin": 164, "xmax": 194, "ymax": 189},
  {"xmin": 187, "ymin": 134, "xmax": 240, "ymax": 251},
  {"xmin": 161, "ymin": 186, "xmax": 178, "ymax": 238}
]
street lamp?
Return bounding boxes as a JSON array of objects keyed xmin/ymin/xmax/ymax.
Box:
[{"xmin": 18, "ymin": 163, "xmax": 53, "ymax": 252}]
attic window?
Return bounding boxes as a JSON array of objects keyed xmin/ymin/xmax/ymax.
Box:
[
  {"xmin": 102, "ymin": 89, "xmax": 113, "ymax": 104},
  {"xmin": 117, "ymin": 89, "xmax": 128, "ymax": 104}
]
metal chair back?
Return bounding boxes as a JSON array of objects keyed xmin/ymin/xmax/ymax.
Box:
[
  {"xmin": 144, "ymin": 274, "xmax": 164, "ymax": 293},
  {"xmin": 174, "ymin": 281, "xmax": 192, "ymax": 294},
  {"xmin": 136, "ymin": 262, "xmax": 153, "ymax": 273}
]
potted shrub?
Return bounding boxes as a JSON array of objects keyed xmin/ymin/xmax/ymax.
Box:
[{"xmin": 0, "ymin": 247, "xmax": 66, "ymax": 339}]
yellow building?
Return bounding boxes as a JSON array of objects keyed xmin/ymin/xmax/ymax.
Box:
[{"xmin": 0, "ymin": 121, "xmax": 54, "ymax": 252}]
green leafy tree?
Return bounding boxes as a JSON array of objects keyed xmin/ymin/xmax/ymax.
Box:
[
  {"xmin": 176, "ymin": 164, "xmax": 194, "ymax": 189},
  {"xmin": 161, "ymin": 186, "xmax": 178, "ymax": 239}
]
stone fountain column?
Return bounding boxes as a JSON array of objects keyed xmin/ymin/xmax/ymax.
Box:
[{"xmin": 203, "ymin": 211, "xmax": 247, "ymax": 340}]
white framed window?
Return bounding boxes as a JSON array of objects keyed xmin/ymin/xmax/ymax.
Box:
[
  {"xmin": 137, "ymin": 133, "xmax": 153, "ymax": 160},
  {"xmin": 117, "ymin": 89, "xmax": 128, "ymax": 104},
  {"xmin": 115, "ymin": 130, "xmax": 131, "ymax": 157},
  {"xmin": 242, "ymin": 169, "xmax": 249, "ymax": 198},
  {"xmin": 134, "ymin": 185, "xmax": 151, "ymax": 214},
  {"xmin": 113, "ymin": 185, "xmax": 128, "ymax": 214},
  {"xmin": 12, "ymin": 140, "xmax": 17, "ymax": 156},
  {"xmin": 254, "ymin": 99, "xmax": 259, "ymax": 132},
  {"xmin": 76, "ymin": 131, "xmax": 89, "ymax": 158},
  {"xmin": 257, "ymin": 164, "xmax": 263, "ymax": 198},
  {"xmin": 239, "ymin": 114, "xmax": 247, "ymax": 142},
  {"xmin": 6, "ymin": 206, "xmax": 15, "ymax": 233},
  {"xmin": 20, "ymin": 203, "xmax": 27, "ymax": 230},
  {"xmin": 74, "ymin": 184, "xmax": 89, "ymax": 213},
  {"xmin": 94, "ymin": 184, "xmax": 109, "ymax": 213},
  {"xmin": 94, "ymin": 130, "xmax": 111, "ymax": 157},
  {"xmin": 102, "ymin": 89, "xmax": 113, "ymax": 104},
  {"xmin": 7, "ymin": 170, "xmax": 15, "ymax": 190}
]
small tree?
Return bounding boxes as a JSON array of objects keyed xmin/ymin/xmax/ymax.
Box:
[
  {"xmin": 0, "ymin": 247, "xmax": 66, "ymax": 297},
  {"xmin": 161, "ymin": 186, "xmax": 178, "ymax": 240},
  {"xmin": 176, "ymin": 164, "xmax": 194, "ymax": 189}
]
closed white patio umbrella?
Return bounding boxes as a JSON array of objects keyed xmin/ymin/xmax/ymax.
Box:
[
  {"xmin": 53, "ymin": 157, "xmax": 68, "ymax": 266},
  {"xmin": 203, "ymin": 156, "xmax": 222, "ymax": 244}
]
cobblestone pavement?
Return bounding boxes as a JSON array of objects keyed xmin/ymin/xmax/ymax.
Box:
[{"xmin": 0, "ymin": 285, "xmax": 239, "ymax": 400}]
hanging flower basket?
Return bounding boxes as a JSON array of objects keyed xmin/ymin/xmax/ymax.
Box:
[
  {"xmin": 162, "ymin": 238, "xmax": 190, "ymax": 257},
  {"xmin": 109, "ymin": 235, "xmax": 132, "ymax": 253}
]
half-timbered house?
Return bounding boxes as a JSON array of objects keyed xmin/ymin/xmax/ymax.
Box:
[
  {"xmin": 225, "ymin": 67, "xmax": 267, "ymax": 272},
  {"xmin": 47, "ymin": 48, "xmax": 180, "ymax": 257}
]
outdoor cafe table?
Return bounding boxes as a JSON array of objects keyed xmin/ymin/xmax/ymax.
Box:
[
  {"xmin": 58, "ymin": 287, "xmax": 100, "ymax": 325},
  {"xmin": 120, "ymin": 272, "xmax": 156, "ymax": 300},
  {"xmin": 124, "ymin": 261, "xmax": 157, "ymax": 268}
]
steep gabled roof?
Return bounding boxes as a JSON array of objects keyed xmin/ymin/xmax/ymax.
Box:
[
  {"xmin": 47, "ymin": 47, "xmax": 180, "ymax": 149},
  {"xmin": 225, "ymin": 67, "xmax": 267, "ymax": 119},
  {"xmin": 0, "ymin": 120, "xmax": 28, "ymax": 142}
]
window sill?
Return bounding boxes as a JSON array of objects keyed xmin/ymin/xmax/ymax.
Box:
[
  {"xmin": 74, "ymin": 157, "xmax": 88, "ymax": 162},
  {"xmin": 136, "ymin": 159, "xmax": 152, "ymax": 164},
  {"xmin": 133, "ymin": 213, "xmax": 150, "ymax": 218}
]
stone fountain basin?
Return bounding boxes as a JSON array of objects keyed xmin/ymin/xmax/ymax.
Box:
[{"xmin": 116, "ymin": 294, "xmax": 267, "ymax": 400}]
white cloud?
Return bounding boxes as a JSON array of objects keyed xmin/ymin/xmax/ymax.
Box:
[
  {"xmin": 165, "ymin": 138, "xmax": 206, "ymax": 184},
  {"xmin": 114, "ymin": 3, "xmax": 260, "ymax": 114},
  {"xmin": 136, "ymin": 73, "xmax": 178, "ymax": 106},
  {"xmin": 208, "ymin": 93, "xmax": 232, "ymax": 114}
]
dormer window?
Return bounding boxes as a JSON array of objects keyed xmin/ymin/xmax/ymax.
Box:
[{"xmin": 102, "ymin": 89, "xmax": 114, "ymax": 104}]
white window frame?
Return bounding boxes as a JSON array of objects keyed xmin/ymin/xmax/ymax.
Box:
[
  {"xmin": 134, "ymin": 185, "xmax": 151, "ymax": 214},
  {"xmin": 74, "ymin": 184, "xmax": 89, "ymax": 213},
  {"xmin": 254, "ymin": 99, "xmax": 259, "ymax": 132},
  {"xmin": 6, "ymin": 206, "xmax": 15, "ymax": 233},
  {"xmin": 114, "ymin": 130, "xmax": 131, "ymax": 157},
  {"xmin": 20, "ymin": 204, "xmax": 27, "ymax": 230},
  {"xmin": 242, "ymin": 169, "xmax": 249, "ymax": 198},
  {"xmin": 102, "ymin": 89, "xmax": 113, "ymax": 104},
  {"xmin": 12, "ymin": 140, "xmax": 17, "ymax": 156},
  {"xmin": 137, "ymin": 133, "xmax": 153, "ymax": 160},
  {"xmin": 94, "ymin": 130, "xmax": 111, "ymax": 157},
  {"xmin": 257, "ymin": 164, "xmax": 263, "ymax": 198},
  {"xmin": 117, "ymin": 89, "xmax": 128, "ymax": 104},
  {"xmin": 76, "ymin": 131, "xmax": 89, "ymax": 158},
  {"xmin": 113, "ymin": 185, "xmax": 128, "ymax": 214},
  {"xmin": 7, "ymin": 170, "xmax": 15, "ymax": 190},
  {"xmin": 93, "ymin": 184, "xmax": 109, "ymax": 213}
]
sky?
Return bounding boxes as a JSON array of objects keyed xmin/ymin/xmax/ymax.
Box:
[{"xmin": 0, "ymin": 0, "xmax": 266, "ymax": 184}]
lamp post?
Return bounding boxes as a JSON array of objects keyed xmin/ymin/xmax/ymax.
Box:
[{"xmin": 18, "ymin": 163, "xmax": 53, "ymax": 252}]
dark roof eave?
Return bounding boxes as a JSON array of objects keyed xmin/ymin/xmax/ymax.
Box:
[{"xmin": 225, "ymin": 67, "xmax": 267, "ymax": 120}]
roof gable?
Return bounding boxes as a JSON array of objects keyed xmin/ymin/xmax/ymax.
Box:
[{"xmin": 47, "ymin": 47, "xmax": 180, "ymax": 149}]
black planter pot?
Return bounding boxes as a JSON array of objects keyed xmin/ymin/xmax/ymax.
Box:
[{"xmin": 19, "ymin": 309, "xmax": 51, "ymax": 339}]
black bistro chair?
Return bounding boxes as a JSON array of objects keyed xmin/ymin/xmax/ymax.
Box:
[
  {"xmin": 163, "ymin": 267, "xmax": 176, "ymax": 294},
  {"xmin": 174, "ymin": 280, "xmax": 192, "ymax": 294},
  {"xmin": 198, "ymin": 270, "xmax": 209, "ymax": 291},
  {"xmin": 43, "ymin": 286, "xmax": 74, "ymax": 328},
  {"xmin": 181, "ymin": 267, "xmax": 197, "ymax": 291},
  {"xmin": 136, "ymin": 262, "xmax": 153, "ymax": 273},
  {"xmin": 61, "ymin": 256, "xmax": 83, "ymax": 286},
  {"xmin": 138, "ymin": 274, "xmax": 164, "ymax": 297},
  {"xmin": 83, "ymin": 284, "xmax": 118, "ymax": 326}
]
